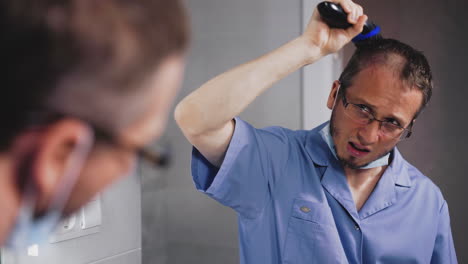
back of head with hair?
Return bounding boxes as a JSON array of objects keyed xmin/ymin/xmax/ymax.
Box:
[
  {"xmin": 338, "ymin": 38, "xmax": 433, "ymax": 119},
  {"xmin": 0, "ymin": 0, "xmax": 189, "ymax": 150}
]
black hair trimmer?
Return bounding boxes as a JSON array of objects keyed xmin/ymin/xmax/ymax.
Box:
[{"xmin": 317, "ymin": 1, "xmax": 381, "ymax": 42}]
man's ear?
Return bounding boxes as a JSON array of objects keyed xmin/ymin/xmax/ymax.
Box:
[
  {"xmin": 31, "ymin": 119, "xmax": 92, "ymax": 212},
  {"xmin": 327, "ymin": 80, "xmax": 341, "ymax": 110}
]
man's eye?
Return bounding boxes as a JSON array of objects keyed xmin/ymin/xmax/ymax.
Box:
[
  {"xmin": 386, "ymin": 119, "xmax": 401, "ymax": 127},
  {"xmin": 357, "ymin": 105, "xmax": 370, "ymax": 112}
]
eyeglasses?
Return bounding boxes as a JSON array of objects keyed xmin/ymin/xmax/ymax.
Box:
[
  {"xmin": 25, "ymin": 110, "xmax": 171, "ymax": 169},
  {"xmin": 341, "ymin": 93, "xmax": 413, "ymax": 140}
]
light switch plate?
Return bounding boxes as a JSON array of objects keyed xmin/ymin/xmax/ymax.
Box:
[
  {"xmin": 81, "ymin": 200, "xmax": 102, "ymax": 229},
  {"xmin": 49, "ymin": 196, "xmax": 102, "ymax": 243}
]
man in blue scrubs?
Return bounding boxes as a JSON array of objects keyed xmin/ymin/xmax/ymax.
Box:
[{"xmin": 175, "ymin": 0, "xmax": 457, "ymax": 263}]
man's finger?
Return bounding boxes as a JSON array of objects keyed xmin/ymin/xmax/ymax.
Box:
[
  {"xmin": 346, "ymin": 14, "xmax": 367, "ymax": 38},
  {"xmin": 336, "ymin": 0, "xmax": 361, "ymax": 24},
  {"xmin": 338, "ymin": 0, "xmax": 353, "ymax": 14}
]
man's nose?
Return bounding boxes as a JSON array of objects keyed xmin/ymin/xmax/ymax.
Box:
[{"xmin": 357, "ymin": 120, "xmax": 380, "ymax": 145}]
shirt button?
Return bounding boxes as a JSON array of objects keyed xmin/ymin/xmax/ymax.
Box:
[
  {"xmin": 300, "ymin": 206, "xmax": 311, "ymax": 213},
  {"xmin": 354, "ymin": 224, "xmax": 360, "ymax": 231}
]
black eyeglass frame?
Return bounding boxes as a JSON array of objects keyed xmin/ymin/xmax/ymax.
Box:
[
  {"xmin": 23, "ymin": 110, "xmax": 171, "ymax": 168},
  {"xmin": 91, "ymin": 125, "xmax": 172, "ymax": 168}
]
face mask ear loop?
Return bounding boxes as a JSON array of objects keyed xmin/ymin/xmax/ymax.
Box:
[{"xmin": 46, "ymin": 126, "xmax": 95, "ymax": 213}]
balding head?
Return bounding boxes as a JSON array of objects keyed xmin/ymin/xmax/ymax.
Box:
[{"xmin": 338, "ymin": 38, "xmax": 433, "ymax": 119}]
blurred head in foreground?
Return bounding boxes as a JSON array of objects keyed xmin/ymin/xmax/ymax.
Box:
[{"xmin": 0, "ymin": 0, "xmax": 189, "ymax": 248}]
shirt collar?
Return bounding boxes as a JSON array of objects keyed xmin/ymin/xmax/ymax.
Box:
[
  {"xmin": 386, "ymin": 148, "xmax": 412, "ymax": 188},
  {"xmin": 304, "ymin": 122, "xmax": 332, "ymax": 167}
]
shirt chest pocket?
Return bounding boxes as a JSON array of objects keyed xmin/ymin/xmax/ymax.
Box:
[{"xmin": 282, "ymin": 199, "xmax": 348, "ymax": 264}]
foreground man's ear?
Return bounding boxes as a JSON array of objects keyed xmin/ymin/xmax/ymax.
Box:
[{"xmin": 30, "ymin": 119, "xmax": 92, "ymax": 213}]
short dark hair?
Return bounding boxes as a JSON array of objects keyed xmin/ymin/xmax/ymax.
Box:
[
  {"xmin": 0, "ymin": 0, "xmax": 189, "ymax": 150},
  {"xmin": 338, "ymin": 38, "xmax": 432, "ymax": 120}
]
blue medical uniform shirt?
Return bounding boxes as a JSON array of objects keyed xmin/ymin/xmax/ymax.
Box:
[{"xmin": 191, "ymin": 118, "xmax": 457, "ymax": 264}]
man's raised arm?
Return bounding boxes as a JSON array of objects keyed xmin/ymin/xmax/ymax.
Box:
[{"xmin": 175, "ymin": 0, "xmax": 367, "ymax": 167}]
